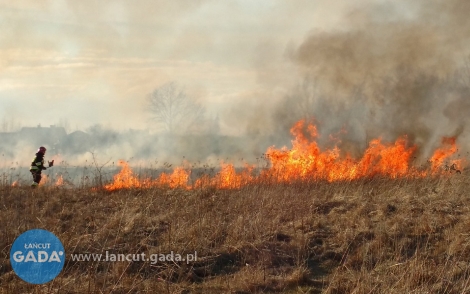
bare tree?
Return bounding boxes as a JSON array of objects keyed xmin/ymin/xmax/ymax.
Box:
[{"xmin": 147, "ymin": 81, "xmax": 205, "ymax": 134}]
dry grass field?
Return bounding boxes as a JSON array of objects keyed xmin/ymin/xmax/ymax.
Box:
[{"xmin": 1, "ymin": 173, "xmax": 470, "ymax": 293}]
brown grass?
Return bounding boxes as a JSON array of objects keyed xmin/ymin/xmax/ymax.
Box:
[{"xmin": 1, "ymin": 174, "xmax": 470, "ymax": 293}]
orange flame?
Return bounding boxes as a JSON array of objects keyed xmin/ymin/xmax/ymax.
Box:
[
  {"xmin": 56, "ymin": 175, "xmax": 64, "ymax": 186},
  {"xmin": 104, "ymin": 160, "xmax": 143, "ymax": 191},
  {"xmin": 104, "ymin": 161, "xmax": 191, "ymax": 191},
  {"xmin": 429, "ymin": 137, "xmax": 461, "ymax": 172},
  {"xmin": 194, "ymin": 163, "xmax": 254, "ymax": 189},
  {"xmin": 11, "ymin": 181, "xmax": 19, "ymax": 187},
  {"xmin": 39, "ymin": 174, "xmax": 48, "ymax": 186},
  {"xmin": 154, "ymin": 167, "xmax": 191, "ymax": 189},
  {"xmin": 103, "ymin": 120, "xmax": 464, "ymax": 191},
  {"xmin": 263, "ymin": 121, "xmax": 419, "ymax": 182}
]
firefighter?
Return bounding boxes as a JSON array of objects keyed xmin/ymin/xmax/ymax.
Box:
[{"xmin": 30, "ymin": 146, "xmax": 54, "ymax": 187}]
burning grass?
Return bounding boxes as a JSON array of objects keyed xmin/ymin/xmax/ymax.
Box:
[
  {"xmin": 104, "ymin": 120, "xmax": 464, "ymax": 192},
  {"xmin": 1, "ymin": 174, "xmax": 470, "ymax": 293}
]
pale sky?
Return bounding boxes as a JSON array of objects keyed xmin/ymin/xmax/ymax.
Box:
[{"xmin": 0, "ymin": 0, "xmax": 385, "ymax": 133}]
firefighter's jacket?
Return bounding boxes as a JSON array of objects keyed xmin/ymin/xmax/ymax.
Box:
[{"xmin": 30, "ymin": 153, "xmax": 47, "ymax": 172}]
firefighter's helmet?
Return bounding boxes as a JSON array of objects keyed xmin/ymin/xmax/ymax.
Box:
[{"xmin": 38, "ymin": 146, "xmax": 47, "ymax": 154}]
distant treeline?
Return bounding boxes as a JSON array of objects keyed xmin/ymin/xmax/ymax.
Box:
[{"xmin": 0, "ymin": 125, "xmax": 291, "ymax": 163}]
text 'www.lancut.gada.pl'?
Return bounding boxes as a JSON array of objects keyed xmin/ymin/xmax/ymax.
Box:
[{"xmin": 70, "ymin": 251, "xmax": 198, "ymax": 264}]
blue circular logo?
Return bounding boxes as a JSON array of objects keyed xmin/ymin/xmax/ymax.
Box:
[{"xmin": 10, "ymin": 229, "xmax": 65, "ymax": 284}]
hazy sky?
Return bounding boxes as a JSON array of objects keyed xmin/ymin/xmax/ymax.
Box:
[{"xmin": 0, "ymin": 0, "xmax": 390, "ymax": 133}]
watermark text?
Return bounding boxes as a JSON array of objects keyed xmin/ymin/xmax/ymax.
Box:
[{"xmin": 70, "ymin": 251, "xmax": 197, "ymax": 264}]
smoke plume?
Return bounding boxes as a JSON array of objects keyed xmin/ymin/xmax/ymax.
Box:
[{"xmin": 269, "ymin": 0, "xmax": 470, "ymax": 160}]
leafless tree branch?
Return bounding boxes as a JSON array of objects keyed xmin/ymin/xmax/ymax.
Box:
[{"xmin": 147, "ymin": 81, "xmax": 205, "ymax": 134}]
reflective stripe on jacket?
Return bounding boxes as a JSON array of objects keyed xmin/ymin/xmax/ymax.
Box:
[{"xmin": 30, "ymin": 153, "xmax": 45, "ymax": 171}]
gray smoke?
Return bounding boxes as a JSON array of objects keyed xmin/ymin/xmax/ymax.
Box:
[{"xmin": 269, "ymin": 0, "xmax": 470, "ymax": 160}]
